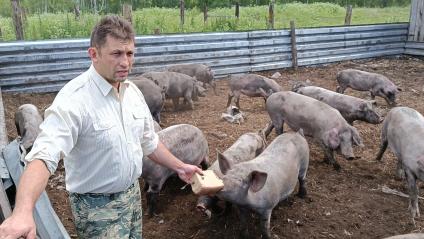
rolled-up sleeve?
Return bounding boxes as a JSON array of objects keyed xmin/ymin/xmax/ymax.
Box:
[
  {"xmin": 24, "ymin": 102, "xmax": 82, "ymax": 175},
  {"xmin": 140, "ymin": 111, "xmax": 159, "ymax": 156}
]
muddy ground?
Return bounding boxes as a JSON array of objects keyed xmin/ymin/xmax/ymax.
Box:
[{"xmin": 3, "ymin": 56, "xmax": 424, "ymax": 239}]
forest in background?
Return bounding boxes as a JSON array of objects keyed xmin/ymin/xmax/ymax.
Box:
[{"xmin": 0, "ymin": 0, "xmax": 411, "ymax": 17}]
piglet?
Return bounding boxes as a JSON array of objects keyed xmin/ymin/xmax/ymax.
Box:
[
  {"xmin": 336, "ymin": 69, "xmax": 401, "ymax": 106},
  {"xmin": 142, "ymin": 124, "xmax": 209, "ymax": 217},
  {"xmin": 293, "ymin": 84, "xmax": 382, "ymax": 125},
  {"xmin": 131, "ymin": 76, "xmax": 165, "ymax": 123},
  {"xmin": 166, "ymin": 63, "xmax": 216, "ymax": 95},
  {"xmin": 216, "ymin": 130, "xmax": 309, "ymax": 239},
  {"xmin": 15, "ymin": 104, "xmax": 43, "ymax": 151},
  {"xmin": 266, "ymin": 91, "xmax": 363, "ymax": 170},
  {"xmin": 196, "ymin": 126, "xmax": 269, "ymax": 218},
  {"xmin": 227, "ymin": 74, "xmax": 282, "ymax": 109},
  {"xmin": 375, "ymin": 107, "xmax": 424, "ymax": 225},
  {"xmin": 142, "ymin": 71, "xmax": 199, "ymax": 110}
]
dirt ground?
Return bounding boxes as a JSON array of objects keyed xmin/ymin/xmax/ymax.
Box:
[{"xmin": 2, "ymin": 56, "xmax": 424, "ymax": 239}]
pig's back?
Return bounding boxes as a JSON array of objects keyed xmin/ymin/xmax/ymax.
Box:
[
  {"xmin": 338, "ymin": 69, "xmax": 376, "ymax": 89},
  {"xmin": 267, "ymin": 91, "xmax": 344, "ymax": 135},
  {"xmin": 386, "ymin": 107, "xmax": 424, "ymax": 154},
  {"xmin": 159, "ymin": 124, "xmax": 209, "ymax": 164},
  {"xmin": 244, "ymin": 133, "xmax": 308, "ymax": 208}
]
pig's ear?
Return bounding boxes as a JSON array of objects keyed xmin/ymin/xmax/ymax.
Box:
[
  {"xmin": 350, "ymin": 126, "xmax": 364, "ymax": 147},
  {"xmin": 248, "ymin": 171, "xmax": 267, "ymax": 193},
  {"xmin": 361, "ymin": 102, "xmax": 372, "ymax": 111},
  {"xmin": 217, "ymin": 151, "xmax": 232, "ymax": 175},
  {"xmin": 368, "ymin": 100, "xmax": 377, "ymax": 107},
  {"xmin": 324, "ymin": 128, "xmax": 340, "ymax": 149},
  {"xmin": 258, "ymin": 88, "xmax": 267, "ymax": 98}
]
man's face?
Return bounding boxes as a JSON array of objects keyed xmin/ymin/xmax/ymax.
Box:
[{"xmin": 89, "ymin": 35, "xmax": 135, "ymax": 87}]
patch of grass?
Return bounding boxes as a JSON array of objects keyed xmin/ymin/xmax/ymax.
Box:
[{"xmin": 0, "ymin": 3, "xmax": 410, "ymax": 41}]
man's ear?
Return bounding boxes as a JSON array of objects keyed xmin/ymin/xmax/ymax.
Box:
[{"xmin": 88, "ymin": 47, "xmax": 98, "ymax": 62}]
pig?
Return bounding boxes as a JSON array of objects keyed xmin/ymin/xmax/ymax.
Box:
[
  {"xmin": 141, "ymin": 71, "xmax": 199, "ymax": 110},
  {"xmin": 131, "ymin": 76, "xmax": 165, "ymax": 123},
  {"xmin": 227, "ymin": 74, "xmax": 283, "ymax": 109},
  {"xmin": 375, "ymin": 107, "xmax": 424, "ymax": 224},
  {"xmin": 195, "ymin": 80, "xmax": 207, "ymax": 98},
  {"xmin": 153, "ymin": 120, "xmax": 162, "ymax": 132},
  {"xmin": 266, "ymin": 91, "xmax": 363, "ymax": 170},
  {"xmin": 166, "ymin": 63, "xmax": 216, "ymax": 95},
  {"xmin": 336, "ymin": 69, "xmax": 402, "ymax": 106},
  {"xmin": 293, "ymin": 84, "xmax": 382, "ymax": 125},
  {"xmin": 384, "ymin": 233, "xmax": 424, "ymax": 239},
  {"xmin": 216, "ymin": 130, "xmax": 309, "ymax": 239},
  {"xmin": 14, "ymin": 104, "xmax": 43, "ymax": 151},
  {"xmin": 142, "ymin": 124, "xmax": 209, "ymax": 217},
  {"xmin": 196, "ymin": 126, "xmax": 269, "ymax": 218}
]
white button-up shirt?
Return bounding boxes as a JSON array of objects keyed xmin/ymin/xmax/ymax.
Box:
[{"xmin": 25, "ymin": 65, "xmax": 159, "ymax": 194}]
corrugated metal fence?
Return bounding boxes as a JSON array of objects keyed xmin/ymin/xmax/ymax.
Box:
[
  {"xmin": 405, "ymin": 0, "xmax": 424, "ymax": 58},
  {"xmin": 0, "ymin": 23, "xmax": 416, "ymax": 93}
]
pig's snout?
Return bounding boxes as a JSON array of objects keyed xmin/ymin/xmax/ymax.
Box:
[
  {"xmin": 347, "ymin": 155, "xmax": 361, "ymax": 161},
  {"xmin": 196, "ymin": 203, "xmax": 206, "ymax": 212},
  {"xmin": 196, "ymin": 204, "xmax": 212, "ymax": 218}
]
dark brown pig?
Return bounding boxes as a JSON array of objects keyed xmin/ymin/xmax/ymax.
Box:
[
  {"xmin": 14, "ymin": 104, "xmax": 43, "ymax": 151},
  {"xmin": 375, "ymin": 107, "xmax": 424, "ymax": 225},
  {"xmin": 131, "ymin": 76, "xmax": 165, "ymax": 123},
  {"xmin": 266, "ymin": 91, "xmax": 363, "ymax": 170},
  {"xmin": 336, "ymin": 69, "xmax": 402, "ymax": 106},
  {"xmin": 196, "ymin": 128, "xmax": 268, "ymax": 218},
  {"xmin": 216, "ymin": 130, "xmax": 309, "ymax": 239},
  {"xmin": 227, "ymin": 74, "xmax": 283, "ymax": 109},
  {"xmin": 166, "ymin": 63, "xmax": 216, "ymax": 95},
  {"xmin": 141, "ymin": 71, "xmax": 198, "ymax": 110},
  {"xmin": 293, "ymin": 84, "xmax": 382, "ymax": 125},
  {"xmin": 142, "ymin": 124, "xmax": 209, "ymax": 217}
]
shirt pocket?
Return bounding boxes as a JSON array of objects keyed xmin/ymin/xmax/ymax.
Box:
[
  {"xmin": 131, "ymin": 110, "xmax": 146, "ymax": 142},
  {"xmin": 92, "ymin": 120, "xmax": 117, "ymax": 147}
]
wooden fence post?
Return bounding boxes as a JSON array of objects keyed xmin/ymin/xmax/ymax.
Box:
[
  {"xmin": 268, "ymin": 0, "xmax": 275, "ymax": 30},
  {"xmin": 74, "ymin": 4, "xmax": 80, "ymax": 20},
  {"xmin": 408, "ymin": 0, "xmax": 424, "ymax": 42},
  {"xmin": 180, "ymin": 0, "xmax": 185, "ymax": 29},
  {"xmin": 10, "ymin": 0, "xmax": 24, "ymax": 40},
  {"xmin": 123, "ymin": 4, "xmax": 132, "ymax": 24},
  {"xmin": 344, "ymin": 5, "xmax": 352, "ymax": 26},
  {"xmin": 235, "ymin": 1, "xmax": 240, "ymax": 19},
  {"xmin": 203, "ymin": 1, "xmax": 208, "ymax": 23},
  {"xmin": 290, "ymin": 20, "xmax": 298, "ymax": 70}
]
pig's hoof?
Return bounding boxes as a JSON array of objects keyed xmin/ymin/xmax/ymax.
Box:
[
  {"xmin": 297, "ymin": 188, "xmax": 307, "ymax": 198},
  {"xmin": 333, "ymin": 164, "xmax": 341, "ymax": 171}
]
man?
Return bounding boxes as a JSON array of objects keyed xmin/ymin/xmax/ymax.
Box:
[{"xmin": 0, "ymin": 15, "xmax": 202, "ymax": 239}]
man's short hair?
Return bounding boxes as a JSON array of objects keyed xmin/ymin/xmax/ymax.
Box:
[{"xmin": 90, "ymin": 15, "xmax": 135, "ymax": 48}]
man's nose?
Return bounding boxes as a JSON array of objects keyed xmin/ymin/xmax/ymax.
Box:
[{"xmin": 119, "ymin": 55, "xmax": 130, "ymax": 67}]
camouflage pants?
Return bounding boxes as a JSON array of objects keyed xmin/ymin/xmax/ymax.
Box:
[{"xmin": 69, "ymin": 181, "xmax": 142, "ymax": 239}]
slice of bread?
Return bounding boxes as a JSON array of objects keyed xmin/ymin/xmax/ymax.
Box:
[{"xmin": 191, "ymin": 170, "xmax": 224, "ymax": 195}]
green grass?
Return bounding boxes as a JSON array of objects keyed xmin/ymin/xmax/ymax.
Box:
[{"xmin": 0, "ymin": 3, "xmax": 411, "ymax": 42}]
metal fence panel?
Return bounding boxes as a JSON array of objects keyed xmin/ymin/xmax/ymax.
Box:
[
  {"xmin": 0, "ymin": 23, "xmax": 413, "ymax": 93},
  {"xmin": 405, "ymin": 42, "xmax": 424, "ymax": 56}
]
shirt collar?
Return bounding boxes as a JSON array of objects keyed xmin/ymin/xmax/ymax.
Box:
[{"xmin": 89, "ymin": 64, "xmax": 130, "ymax": 97}]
